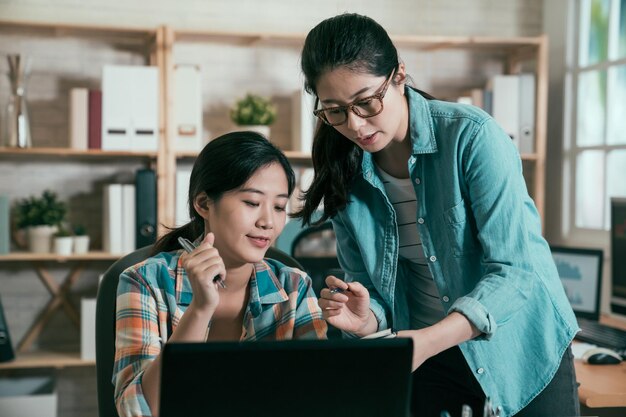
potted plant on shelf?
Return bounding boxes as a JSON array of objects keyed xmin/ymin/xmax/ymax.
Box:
[
  {"xmin": 14, "ymin": 190, "xmax": 67, "ymax": 253},
  {"xmin": 230, "ymin": 93, "xmax": 277, "ymax": 139},
  {"xmin": 52, "ymin": 226, "xmax": 73, "ymax": 256},
  {"xmin": 72, "ymin": 224, "xmax": 90, "ymax": 254}
]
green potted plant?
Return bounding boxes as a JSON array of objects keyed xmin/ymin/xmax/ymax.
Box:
[
  {"xmin": 52, "ymin": 226, "xmax": 73, "ymax": 256},
  {"xmin": 72, "ymin": 224, "xmax": 90, "ymax": 254},
  {"xmin": 230, "ymin": 93, "xmax": 277, "ymax": 138},
  {"xmin": 14, "ymin": 190, "xmax": 67, "ymax": 253}
]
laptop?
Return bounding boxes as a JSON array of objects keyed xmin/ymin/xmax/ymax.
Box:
[
  {"xmin": 551, "ymin": 246, "xmax": 626, "ymax": 352},
  {"xmin": 159, "ymin": 338, "xmax": 413, "ymax": 417}
]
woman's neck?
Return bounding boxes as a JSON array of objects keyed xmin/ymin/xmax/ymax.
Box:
[
  {"xmin": 374, "ymin": 92, "xmax": 411, "ymax": 178},
  {"xmin": 374, "ymin": 138, "xmax": 412, "ymax": 178},
  {"xmin": 222, "ymin": 262, "xmax": 255, "ymax": 293}
]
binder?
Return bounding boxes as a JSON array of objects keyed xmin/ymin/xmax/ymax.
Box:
[
  {"xmin": 69, "ymin": 88, "xmax": 88, "ymax": 150},
  {"xmin": 80, "ymin": 298, "xmax": 96, "ymax": 361},
  {"xmin": 102, "ymin": 65, "xmax": 159, "ymax": 151},
  {"xmin": 0, "ymin": 195, "xmax": 9, "ymax": 254},
  {"xmin": 490, "ymin": 74, "xmax": 536, "ymax": 154},
  {"xmin": 103, "ymin": 184, "xmax": 123, "ymax": 254},
  {"xmin": 0, "ymin": 295, "xmax": 15, "ymax": 363},
  {"xmin": 518, "ymin": 74, "xmax": 536, "ymax": 154},
  {"xmin": 173, "ymin": 64, "xmax": 203, "ymax": 152},
  {"xmin": 135, "ymin": 168, "xmax": 157, "ymax": 247},
  {"xmin": 291, "ymin": 89, "xmax": 317, "ymax": 153},
  {"xmin": 492, "ymin": 75, "xmax": 521, "ymax": 149},
  {"xmin": 175, "ymin": 168, "xmax": 192, "ymax": 227},
  {"xmin": 122, "ymin": 184, "xmax": 136, "ymax": 254},
  {"xmin": 88, "ymin": 89, "xmax": 102, "ymax": 150}
]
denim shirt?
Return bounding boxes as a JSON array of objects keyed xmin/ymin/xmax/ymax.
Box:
[{"xmin": 331, "ymin": 87, "xmax": 579, "ymax": 416}]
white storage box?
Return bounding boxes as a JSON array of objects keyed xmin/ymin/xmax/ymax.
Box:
[{"xmin": 0, "ymin": 376, "xmax": 57, "ymax": 417}]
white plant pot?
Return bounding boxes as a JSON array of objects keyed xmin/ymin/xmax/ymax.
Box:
[
  {"xmin": 239, "ymin": 125, "xmax": 270, "ymax": 139},
  {"xmin": 27, "ymin": 225, "xmax": 57, "ymax": 253},
  {"xmin": 73, "ymin": 235, "xmax": 90, "ymax": 254},
  {"xmin": 53, "ymin": 236, "xmax": 73, "ymax": 256}
]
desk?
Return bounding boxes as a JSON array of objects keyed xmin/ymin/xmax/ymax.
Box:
[{"xmin": 574, "ymin": 315, "xmax": 626, "ymax": 410}]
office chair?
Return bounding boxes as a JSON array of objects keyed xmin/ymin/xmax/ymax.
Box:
[
  {"xmin": 291, "ymin": 222, "xmax": 343, "ymax": 339},
  {"xmin": 95, "ymin": 244, "xmax": 303, "ymax": 417},
  {"xmin": 291, "ymin": 221, "xmax": 342, "ymax": 296}
]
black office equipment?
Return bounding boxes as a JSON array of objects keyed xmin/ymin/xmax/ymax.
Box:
[
  {"xmin": 551, "ymin": 246, "xmax": 626, "ymax": 353},
  {"xmin": 610, "ymin": 197, "xmax": 626, "ymax": 317},
  {"xmin": 135, "ymin": 168, "xmax": 157, "ymax": 248},
  {"xmin": 159, "ymin": 338, "xmax": 413, "ymax": 417},
  {"xmin": 0, "ymin": 295, "xmax": 15, "ymax": 363}
]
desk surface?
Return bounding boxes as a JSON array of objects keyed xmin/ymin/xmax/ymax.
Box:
[{"xmin": 574, "ymin": 315, "xmax": 626, "ymax": 408}]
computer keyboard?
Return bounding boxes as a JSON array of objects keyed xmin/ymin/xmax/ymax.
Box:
[{"xmin": 575, "ymin": 317, "xmax": 626, "ymax": 357}]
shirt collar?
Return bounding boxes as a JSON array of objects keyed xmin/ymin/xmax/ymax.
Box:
[
  {"xmin": 175, "ymin": 246, "xmax": 289, "ymax": 316},
  {"xmin": 360, "ymin": 86, "xmax": 438, "ymax": 177},
  {"xmin": 405, "ymin": 86, "xmax": 438, "ymax": 155},
  {"xmin": 248, "ymin": 260, "xmax": 289, "ymax": 317}
]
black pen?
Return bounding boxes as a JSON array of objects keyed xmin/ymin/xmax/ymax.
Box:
[{"xmin": 178, "ymin": 236, "xmax": 227, "ymax": 289}]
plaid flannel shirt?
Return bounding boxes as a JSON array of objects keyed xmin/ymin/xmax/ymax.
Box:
[{"xmin": 113, "ymin": 249, "xmax": 327, "ymax": 417}]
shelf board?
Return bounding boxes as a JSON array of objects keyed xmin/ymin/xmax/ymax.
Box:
[
  {"xmin": 173, "ymin": 29, "xmax": 543, "ymax": 52},
  {"xmin": 176, "ymin": 150, "xmax": 312, "ymax": 166},
  {"xmin": 0, "ymin": 351, "xmax": 95, "ymax": 370},
  {"xmin": 0, "ymin": 147, "xmax": 157, "ymax": 161},
  {"xmin": 520, "ymin": 153, "xmax": 539, "ymax": 161},
  {"xmin": 0, "ymin": 251, "xmax": 121, "ymax": 262},
  {"xmin": 0, "ymin": 19, "xmax": 156, "ymax": 46}
]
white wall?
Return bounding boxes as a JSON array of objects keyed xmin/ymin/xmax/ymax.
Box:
[{"xmin": 0, "ymin": 0, "xmax": 542, "ymax": 36}]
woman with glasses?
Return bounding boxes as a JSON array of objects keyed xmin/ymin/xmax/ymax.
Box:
[{"xmin": 295, "ymin": 13, "xmax": 579, "ymax": 417}]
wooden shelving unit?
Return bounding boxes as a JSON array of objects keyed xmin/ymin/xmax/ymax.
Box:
[
  {"xmin": 0, "ymin": 20, "xmax": 548, "ymax": 370},
  {"xmin": 0, "ymin": 20, "xmax": 162, "ymax": 371},
  {"xmin": 160, "ymin": 28, "xmax": 547, "ymax": 224},
  {"xmin": 0, "ymin": 351, "xmax": 95, "ymax": 371}
]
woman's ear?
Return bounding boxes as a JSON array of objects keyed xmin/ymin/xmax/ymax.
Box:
[
  {"xmin": 193, "ymin": 192, "xmax": 211, "ymax": 220},
  {"xmin": 394, "ymin": 63, "xmax": 407, "ymax": 90}
]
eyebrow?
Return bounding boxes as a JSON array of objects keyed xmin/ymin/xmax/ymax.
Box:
[
  {"xmin": 238, "ymin": 188, "xmax": 289, "ymax": 199},
  {"xmin": 320, "ymin": 84, "xmax": 377, "ymax": 105}
]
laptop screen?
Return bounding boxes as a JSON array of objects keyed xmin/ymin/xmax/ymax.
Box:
[
  {"xmin": 159, "ymin": 338, "xmax": 413, "ymax": 417},
  {"xmin": 550, "ymin": 246, "xmax": 604, "ymax": 320}
]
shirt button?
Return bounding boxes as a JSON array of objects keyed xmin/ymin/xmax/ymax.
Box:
[
  {"xmin": 414, "ymin": 177, "xmax": 421, "ymax": 185},
  {"xmin": 477, "ymin": 368, "xmax": 485, "ymax": 375},
  {"xmin": 417, "ymin": 218, "xmax": 424, "ymax": 224},
  {"xmin": 429, "ymin": 255, "xmax": 437, "ymax": 262},
  {"xmin": 442, "ymin": 296, "xmax": 449, "ymax": 302}
]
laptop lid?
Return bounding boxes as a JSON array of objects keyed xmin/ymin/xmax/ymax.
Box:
[
  {"xmin": 160, "ymin": 338, "xmax": 413, "ymax": 417},
  {"xmin": 550, "ymin": 246, "xmax": 604, "ymax": 320}
]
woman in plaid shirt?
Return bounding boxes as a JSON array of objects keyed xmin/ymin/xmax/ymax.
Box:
[{"xmin": 113, "ymin": 132, "xmax": 327, "ymax": 417}]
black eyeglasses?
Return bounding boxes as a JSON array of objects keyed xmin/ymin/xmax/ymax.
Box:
[{"xmin": 313, "ymin": 70, "xmax": 395, "ymax": 126}]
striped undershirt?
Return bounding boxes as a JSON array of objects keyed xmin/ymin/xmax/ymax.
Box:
[{"xmin": 376, "ymin": 165, "xmax": 445, "ymax": 328}]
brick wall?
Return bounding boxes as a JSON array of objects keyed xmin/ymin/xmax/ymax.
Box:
[{"xmin": 0, "ymin": 1, "xmax": 544, "ymax": 416}]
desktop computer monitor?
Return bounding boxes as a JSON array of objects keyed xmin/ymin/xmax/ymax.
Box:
[{"xmin": 611, "ymin": 197, "xmax": 626, "ymax": 316}]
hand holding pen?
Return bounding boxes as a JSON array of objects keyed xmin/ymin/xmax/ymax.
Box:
[
  {"xmin": 178, "ymin": 235, "xmax": 226, "ymax": 288},
  {"xmin": 178, "ymin": 233, "xmax": 227, "ymax": 314},
  {"xmin": 318, "ymin": 275, "xmax": 375, "ymax": 335}
]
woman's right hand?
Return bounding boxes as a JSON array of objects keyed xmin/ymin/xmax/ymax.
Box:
[
  {"xmin": 318, "ymin": 275, "xmax": 375, "ymax": 335},
  {"xmin": 180, "ymin": 232, "xmax": 226, "ymax": 315}
]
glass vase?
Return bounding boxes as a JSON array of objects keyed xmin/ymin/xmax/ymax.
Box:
[{"xmin": 5, "ymin": 54, "xmax": 32, "ymax": 148}]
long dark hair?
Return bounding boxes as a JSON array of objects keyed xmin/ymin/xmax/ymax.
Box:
[
  {"xmin": 293, "ymin": 13, "xmax": 433, "ymax": 225},
  {"xmin": 153, "ymin": 131, "xmax": 296, "ymax": 254}
]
